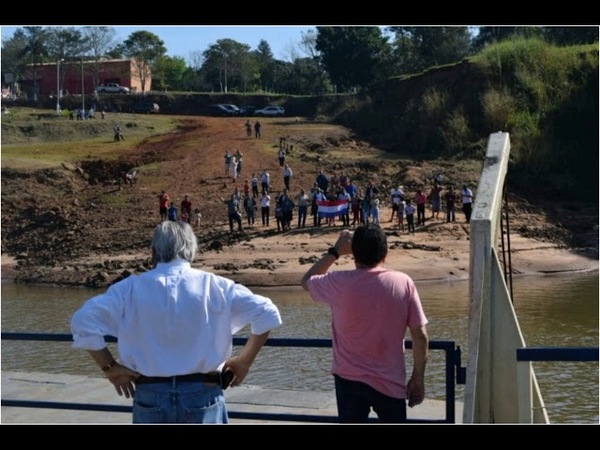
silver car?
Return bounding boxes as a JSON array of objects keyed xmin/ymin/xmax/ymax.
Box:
[{"xmin": 254, "ymin": 106, "xmax": 285, "ymax": 117}]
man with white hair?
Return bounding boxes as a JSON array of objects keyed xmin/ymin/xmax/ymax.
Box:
[{"xmin": 71, "ymin": 220, "xmax": 282, "ymax": 424}]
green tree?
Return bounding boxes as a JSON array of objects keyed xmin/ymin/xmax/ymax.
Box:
[
  {"xmin": 118, "ymin": 30, "xmax": 167, "ymax": 93},
  {"xmin": 202, "ymin": 39, "xmax": 252, "ymax": 93},
  {"xmin": 315, "ymin": 26, "xmax": 390, "ymax": 91},
  {"xmin": 387, "ymin": 31, "xmax": 420, "ymax": 75},
  {"xmin": 254, "ymin": 39, "xmax": 277, "ymax": 92},
  {"xmin": 21, "ymin": 26, "xmax": 50, "ymax": 100},
  {"xmin": 388, "ymin": 27, "xmax": 472, "ymax": 73},
  {"xmin": 543, "ymin": 26, "xmax": 599, "ymax": 46},
  {"xmin": 296, "ymin": 29, "xmax": 331, "ymax": 94},
  {"xmin": 81, "ymin": 26, "xmax": 117, "ymax": 91},
  {"xmin": 1, "ymin": 28, "xmax": 29, "ymax": 96},
  {"xmin": 153, "ymin": 55, "xmax": 188, "ymax": 91},
  {"xmin": 45, "ymin": 27, "xmax": 87, "ymax": 96}
]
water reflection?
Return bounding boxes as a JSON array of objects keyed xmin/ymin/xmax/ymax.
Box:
[{"xmin": 1, "ymin": 271, "xmax": 598, "ymax": 424}]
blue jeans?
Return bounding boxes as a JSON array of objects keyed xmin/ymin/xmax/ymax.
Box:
[
  {"xmin": 132, "ymin": 379, "xmax": 229, "ymax": 424},
  {"xmin": 334, "ymin": 374, "xmax": 407, "ymax": 423}
]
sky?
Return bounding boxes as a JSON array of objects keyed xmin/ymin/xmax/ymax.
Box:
[{"xmin": 0, "ymin": 25, "xmax": 317, "ymax": 62}]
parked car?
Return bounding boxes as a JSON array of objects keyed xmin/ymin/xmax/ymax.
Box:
[
  {"xmin": 254, "ymin": 106, "xmax": 285, "ymax": 117},
  {"xmin": 219, "ymin": 104, "xmax": 241, "ymax": 115},
  {"xmin": 205, "ymin": 104, "xmax": 237, "ymax": 117},
  {"xmin": 239, "ymin": 105, "xmax": 258, "ymax": 116},
  {"xmin": 96, "ymin": 83, "xmax": 130, "ymax": 94}
]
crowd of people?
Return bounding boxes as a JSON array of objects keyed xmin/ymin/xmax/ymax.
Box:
[{"xmin": 154, "ymin": 133, "xmax": 475, "ymax": 235}]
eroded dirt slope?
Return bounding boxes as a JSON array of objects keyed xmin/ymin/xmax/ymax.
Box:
[{"xmin": 1, "ymin": 116, "xmax": 597, "ymax": 287}]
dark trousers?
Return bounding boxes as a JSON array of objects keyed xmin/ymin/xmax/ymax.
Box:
[
  {"xmin": 284, "ymin": 176, "xmax": 291, "ymax": 190},
  {"xmin": 334, "ymin": 375, "xmax": 407, "ymax": 423},
  {"xmin": 261, "ymin": 206, "xmax": 270, "ymax": 226},
  {"xmin": 463, "ymin": 202, "xmax": 473, "ymax": 223},
  {"xmin": 298, "ymin": 206, "xmax": 307, "ymax": 227},
  {"xmin": 446, "ymin": 205, "xmax": 456, "ymax": 223},
  {"xmin": 312, "ymin": 205, "xmax": 321, "ymax": 226},
  {"xmin": 246, "ymin": 208, "xmax": 255, "ymax": 225},
  {"xmin": 406, "ymin": 214, "xmax": 415, "ymax": 233},
  {"xmin": 340, "ymin": 213, "xmax": 350, "ymax": 226},
  {"xmin": 417, "ymin": 203, "xmax": 426, "ymax": 225},
  {"xmin": 228, "ymin": 213, "xmax": 242, "ymax": 232}
]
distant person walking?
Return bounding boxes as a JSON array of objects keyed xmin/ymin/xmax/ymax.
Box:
[
  {"xmin": 251, "ymin": 173, "xmax": 260, "ymax": 198},
  {"xmin": 415, "ymin": 190, "xmax": 428, "ymax": 226},
  {"xmin": 429, "ymin": 183, "xmax": 442, "ymax": 220},
  {"xmin": 461, "ymin": 184, "xmax": 474, "ymax": 223},
  {"xmin": 181, "ymin": 195, "xmax": 192, "ymax": 224},
  {"xmin": 444, "ymin": 186, "xmax": 457, "ymax": 223},
  {"xmin": 219, "ymin": 193, "xmax": 243, "ymax": 233},
  {"xmin": 167, "ymin": 203, "xmax": 178, "ymax": 221},
  {"xmin": 283, "ymin": 164, "xmax": 293, "ymax": 190},
  {"xmin": 278, "ymin": 148, "xmax": 286, "ymax": 168},
  {"xmin": 224, "ymin": 150, "xmax": 232, "ymax": 176},
  {"xmin": 193, "ymin": 208, "xmax": 202, "ymax": 228},
  {"xmin": 260, "ymin": 192, "xmax": 271, "ymax": 227},
  {"xmin": 254, "ymin": 120, "xmax": 262, "ymax": 138},
  {"xmin": 404, "ymin": 198, "xmax": 416, "ymax": 234},
  {"xmin": 297, "ymin": 189, "xmax": 309, "ymax": 228},
  {"xmin": 261, "ymin": 170, "xmax": 270, "ymax": 195},
  {"xmin": 235, "ymin": 150, "xmax": 244, "ymax": 177},
  {"xmin": 158, "ymin": 190, "xmax": 170, "ymax": 222}
]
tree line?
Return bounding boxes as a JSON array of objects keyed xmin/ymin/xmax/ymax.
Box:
[{"xmin": 1, "ymin": 26, "xmax": 597, "ymax": 97}]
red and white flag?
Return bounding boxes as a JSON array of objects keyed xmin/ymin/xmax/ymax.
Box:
[{"xmin": 317, "ymin": 199, "xmax": 349, "ymax": 218}]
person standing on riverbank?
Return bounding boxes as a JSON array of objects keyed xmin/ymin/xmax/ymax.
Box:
[
  {"xmin": 70, "ymin": 220, "xmax": 282, "ymax": 424},
  {"xmin": 461, "ymin": 184, "xmax": 474, "ymax": 223},
  {"xmin": 158, "ymin": 190, "xmax": 169, "ymax": 222},
  {"xmin": 219, "ymin": 193, "xmax": 243, "ymax": 233},
  {"xmin": 254, "ymin": 120, "xmax": 262, "ymax": 138},
  {"xmin": 181, "ymin": 195, "xmax": 192, "ymax": 224},
  {"xmin": 301, "ymin": 224, "xmax": 429, "ymax": 423}
]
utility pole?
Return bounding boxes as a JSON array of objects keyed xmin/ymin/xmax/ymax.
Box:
[
  {"xmin": 56, "ymin": 59, "xmax": 64, "ymax": 115},
  {"xmin": 81, "ymin": 58, "xmax": 85, "ymax": 114}
]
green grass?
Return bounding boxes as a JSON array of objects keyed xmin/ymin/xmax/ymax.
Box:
[{"xmin": 1, "ymin": 108, "xmax": 182, "ymax": 169}]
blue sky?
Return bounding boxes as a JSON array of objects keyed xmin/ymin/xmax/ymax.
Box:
[{"xmin": 1, "ymin": 25, "xmax": 318, "ymax": 62}]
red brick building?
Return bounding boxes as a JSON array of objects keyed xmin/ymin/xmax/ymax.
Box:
[{"xmin": 21, "ymin": 59, "xmax": 150, "ymax": 96}]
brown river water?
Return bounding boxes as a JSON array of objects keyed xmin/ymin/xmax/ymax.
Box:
[{"xmin": 1, "ymin": 271, "xmax": 598, "ymax": 424}]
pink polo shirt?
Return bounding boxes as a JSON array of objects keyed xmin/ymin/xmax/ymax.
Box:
[{"xmin": 307, "ymin": 266, "xmax": 428, "ymax": 399}]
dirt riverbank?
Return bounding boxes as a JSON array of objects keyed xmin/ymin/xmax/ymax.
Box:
[{"xmin": 1, "ymin": 115, "xmax": 597, "ymax": 287}]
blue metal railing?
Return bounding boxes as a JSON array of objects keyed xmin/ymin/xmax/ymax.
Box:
[
  {"xmin": 515, "ymin": 346, "xmax": 599, "ymax": 423},
  {"xmin": 517, "ymin": 347, "xmax": 599, "ymax": 362},
  {"xmin": 1, "ymin": 332, "xmax": 466, "ymax": 423}
]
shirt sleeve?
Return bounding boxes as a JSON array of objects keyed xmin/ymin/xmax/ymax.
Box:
[
  {"xmin": 406, "ymin": 280, "xmax": 428, "ymax": 328},
  {"xmin": 227, "ymin": 282, "xmax": 282, "ymax": 335},
  {"xmin": 306, "ymin": 272, "xmax": 339, "ymax": 305},
  {"xmin": 70, "ymin": 278, "xmax": 130, "ymax": 350}
]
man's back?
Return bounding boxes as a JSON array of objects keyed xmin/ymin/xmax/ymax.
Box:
[
  {"xmin": 301, "ymin": 225, "xmax": 428, "ymax": 423},
  {"xmin": 306, "ymin": 267, "xmax": 423, "ymax": 398}
]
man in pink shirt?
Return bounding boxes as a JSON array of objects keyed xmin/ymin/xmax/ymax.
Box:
[{"xmin": 301, "ymin": 223, "xmax": 429, "ymax": 423}]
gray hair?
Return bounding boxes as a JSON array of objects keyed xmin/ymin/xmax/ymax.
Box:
[{"xmin": 152, "ymin": 221, "xmax": 197, "ymax": 263}]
